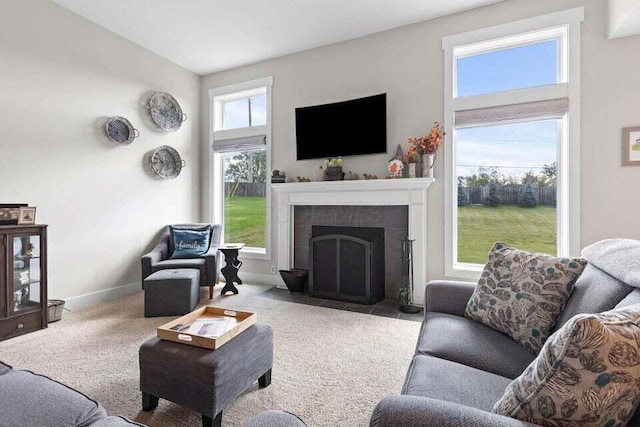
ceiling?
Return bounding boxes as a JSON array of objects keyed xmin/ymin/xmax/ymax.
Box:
[
  {"xmin": 52, "ymin": 0, "xmax": 505, "ymax": 75},
  {"xmin": 608, "ymin": 0, "xmax": 640, "ymax": 39}
]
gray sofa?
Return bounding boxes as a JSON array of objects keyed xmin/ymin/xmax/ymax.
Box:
[
  {"xmin": 0, "ymin": 361, "xmax": 140, "ymax": 427},
  {"xmin": 371, "ymin": 242, "xmax": 640, "ymax": 426}
]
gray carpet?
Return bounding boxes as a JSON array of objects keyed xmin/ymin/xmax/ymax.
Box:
[{"xmin": 0, "ymin": 283, "xmax": 420, "ymax": 427}]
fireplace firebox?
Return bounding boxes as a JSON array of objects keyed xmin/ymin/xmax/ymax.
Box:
[{"xmin": 309, "ymin": 226, "xmax": 384, "ymax": 304}]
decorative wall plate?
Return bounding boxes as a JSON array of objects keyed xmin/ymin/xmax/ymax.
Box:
[
  {"xmin": 149, "ymin": 92, "xmax": 188, "ymax": 132},
  {"xmin": 105, "ymin": 116, "xmax": 139, "ymax": 145},
  {"xmin": 149, "ymin": 145, "xmax": 186, "ymax": 179}
]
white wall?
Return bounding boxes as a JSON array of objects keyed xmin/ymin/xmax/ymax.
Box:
[
  {"xmin": 0, "ymin": 0, "xmax": 201, "ymax": 307},
  {"xmin": 201, "ymin": 0, "xmax": 640, "ymax": 282}
]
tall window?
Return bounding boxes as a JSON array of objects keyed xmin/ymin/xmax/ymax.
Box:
[
  {"xmin": 210, "ymin": 77, "xmax": 273, "ymax": 258},
  {"xmin": 443, "ymin": 9, "xmax": 583, "ymax": 278}
]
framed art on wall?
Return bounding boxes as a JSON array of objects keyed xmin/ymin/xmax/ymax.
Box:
[{"xmin": 622, "ymin": 126, "xmax": 640, "ymax": 166}]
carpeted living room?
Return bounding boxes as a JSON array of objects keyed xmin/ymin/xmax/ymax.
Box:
[{"xmin": 2, "ymin": 1, "xmax": 640, "ymax": 427}]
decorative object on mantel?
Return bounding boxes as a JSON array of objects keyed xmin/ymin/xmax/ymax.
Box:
[
  {"xmin": 0, "ymin": 204, "xmax": 27, "ymax": 225},
  {"xmin": 387, "ymin": 159, "xmax": 404, "ymax": 179},
  {"xmin": 149, "ymin": 91, "xmax": 188, "ymax": 132},
  {"xmin": 105, "ymin": 116, "xmax": 139, "ymax": 145},
  {"xmin": 344, "ymin": 171, "xmax": 357, "ymax": 180},
  {"xmin": 622, "ymin": 126, "xmax": 640, "ymax": 166},
  {"xmin": 398, "ymin": 237, "xmax": 421, "ymax": 314},
  {"xmin": 324, "ymin": 157, "xmax": 344, "ymax": 181},
  {"xmin": 362, "ymin": 173, "xmax": 378, "ymax": 180},
  {"xmin": 388, "ymin": 144, "xmax": 405, "ymax": 179},
  {"xmin": 271, "ymin": 169, "xmax": 286, "ymax": 183},
  {"xmin": 315, "ymin": 166, "xmax": 325, "ymax": 182},
  {"xmin": 407, "ymin": 121, "xmax": 445, "ymax": 178},
  {"xmin": 296, "ymin": 177, "xmax": 311, "ymax": 182},
  {"xmin": 404, "ymin": 150, "xmax": 419, "ymax": 178},
  {"xmin": 148, "ymin": 145, "xmax": 186, "ymax": 179}
]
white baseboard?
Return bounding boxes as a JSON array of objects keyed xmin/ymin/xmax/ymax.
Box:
[
  {"xmin": 239, "ymin": 272, "xmax": 286, "ymax": 289},
  {"xmin": 63, "ymin": 282, "xmax": 141, "ymax": 312}
]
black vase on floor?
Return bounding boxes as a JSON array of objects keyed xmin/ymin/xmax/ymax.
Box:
[{"xmin": 279, "ymin": 269, "xmax": 309, "ymax": 292}]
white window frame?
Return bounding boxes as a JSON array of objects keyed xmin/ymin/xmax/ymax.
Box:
[
  {"xmin": 442, "ymin": 8, "xmax": 583, "ymax": 280},
  {"xmin": 209, "ymin": 76, "xmax": 273, "ymax": 260}
]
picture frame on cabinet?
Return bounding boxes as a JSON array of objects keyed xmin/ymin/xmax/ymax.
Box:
[
  {"xmin": 0, "ymin": 204, "xmax": 28, "ymax": 225},
  {"xmin": 17, "ymin": 207, "xmax": 36, "ymax": 225}
]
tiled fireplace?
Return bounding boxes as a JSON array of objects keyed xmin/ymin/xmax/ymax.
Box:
[{"xmin": 272, "ymin": 178, "xmax": 434, "ymax": 306}]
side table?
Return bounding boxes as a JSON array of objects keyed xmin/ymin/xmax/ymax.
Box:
[{"xmin": 220, "ymin": 244, "xmax": 244, "ymax": 295}]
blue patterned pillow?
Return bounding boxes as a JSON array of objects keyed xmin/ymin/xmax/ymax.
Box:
[{"xmin": 170, "ymin": 229, "xmax": 210, "ymax": 259}]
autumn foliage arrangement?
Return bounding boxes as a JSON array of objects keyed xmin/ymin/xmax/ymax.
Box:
[{"xmin": 406, "ymin": 121, "xmax": 445, "ymax": 159}]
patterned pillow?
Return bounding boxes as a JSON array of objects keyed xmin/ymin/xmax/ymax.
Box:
[
  {"xmin": 493, "ymin": 304, "xmax": 640, "ymax": 426},
  {"xmin": 465, "ymin": 243, "xmax": 587, "ymax": 353}
]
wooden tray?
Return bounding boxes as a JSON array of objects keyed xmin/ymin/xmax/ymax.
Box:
[{"xmin": 157, "ymin": 306, "xmax": 256, "ymax": 350}]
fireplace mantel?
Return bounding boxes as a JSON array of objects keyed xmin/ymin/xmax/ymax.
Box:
[{"xmin": 272, "ymin": 177, "xmax": 434, "ymax": 306}]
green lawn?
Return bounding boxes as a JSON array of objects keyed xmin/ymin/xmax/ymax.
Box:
[
  {"xmin": 224, "ymin": 196, "xmax": 266, "ymax": 248},
  {"xmin": 458, "ymin": 205, "xmax": 556, "ymax": 264}
]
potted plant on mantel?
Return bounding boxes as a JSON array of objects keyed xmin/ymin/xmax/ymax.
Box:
[
  {"xmin": 406, "ymin": 121, "xmax": 445, "ymax": 178},
  {"xmin": 324, "ymin": 157, "xmax": 344, "ymax": 181}
]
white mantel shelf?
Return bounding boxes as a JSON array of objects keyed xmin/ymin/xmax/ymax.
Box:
[{"xmin": 273, "ymin": 177, "xmax": 434, "ymax": 305}]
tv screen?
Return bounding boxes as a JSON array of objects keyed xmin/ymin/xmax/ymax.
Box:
[{"xmin": 295, "ymin": 93, "xmax": 387, "ymax": 160}]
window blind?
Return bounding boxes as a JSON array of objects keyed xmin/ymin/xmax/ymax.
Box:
[
  {"xmin": 212, "ymin": 135, "xmax": 266, "ymax": 153},
  {"xmin": 454, "ymin": 98, "xmax": 569, "ymax": 128}
]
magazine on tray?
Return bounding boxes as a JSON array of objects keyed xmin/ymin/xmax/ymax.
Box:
[{"xmin": 187, "ymin": 317, "xmax": 232, "ymax": 338}]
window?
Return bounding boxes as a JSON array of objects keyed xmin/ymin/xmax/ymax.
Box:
[
  {"xmin": 443, "ymin": 9, "xmax": 583, "ymax": 278},
  {"xmin": 210, "ymin": 77, "xmax": 273, "ymax": 258}
]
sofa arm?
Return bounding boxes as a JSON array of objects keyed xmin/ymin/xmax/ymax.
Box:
[
  {"xmin": 425, "ymin": 280, "xmax": 477, "ymax": 316},
  {"xmin": 370, "ymin": 395, "xmax": 538, "ymax": 427},
  {"xmin": 204, "ymin": 243, "xmax": 220, "ymax": 286},
  {"xmin": 141, "ymin": 235, "xmax": 169, "ymax": 284}
]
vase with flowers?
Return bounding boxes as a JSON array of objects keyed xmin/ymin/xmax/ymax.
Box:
[
  {"xmin": 404, "ymin": 150, "xmax": 419, "ymax": 178},
  {"xmin": 406, "ymin": 121, "xmax": 444, "ymax": 178}
]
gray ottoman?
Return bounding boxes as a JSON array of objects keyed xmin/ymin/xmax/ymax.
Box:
[
  {"xmin": 139, "ymin": 323, "xmax": 274, "ymax": 427},
  {"xmin": 144, "ymin": 268, "xmax": 200, "ymax": 317}
]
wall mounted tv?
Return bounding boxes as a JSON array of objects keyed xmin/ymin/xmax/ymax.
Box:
[{"xmin": 295, "ymin": 93, "xmax": 387, "ymax": 160}]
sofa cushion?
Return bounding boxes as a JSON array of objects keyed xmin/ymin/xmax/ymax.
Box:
[
  {"xmin": 494, "ymin": 304, "xmax": 640, "ymax": 426},
  {"xmin": 403, "ymin": 355, "xmax": 513, "ymax": 412},
  {"xmin": 555, "ymin": 264, "xmax": 632, "ymax": 330},
  {"xmin": 465, "ymin": 242, "xmax": 587, "ymax": 353},
  {"xmin": 0, "ymin": 361, "xmax": 107, "ymax": 427},
  {"xmin": 417, "ymin": 312, "xmax": 535, "ymax": 379},
  {"xmin": 153, "ymin": 258, "xmax": 206, "ymax": 276},
  {"xmin": 616, "ymin": 288, "xmax": 640, "ymax": 309}
]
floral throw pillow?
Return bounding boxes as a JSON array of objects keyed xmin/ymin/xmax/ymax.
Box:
[
  {"xmin": 493, "ymin": 304, "xmax": 640, "ymax": 426},
  {"xmin": 465, "ymin": 243, "xmax": 587, "ymax": 353}
]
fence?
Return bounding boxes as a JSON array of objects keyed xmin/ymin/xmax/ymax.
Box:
[
  {"xmin": 466, "ymin": 185, "xmax": 556, "ymax": 206},
  {"xmin": 224, "ymin": 182, "xmax": 266, "ymax": 197}
]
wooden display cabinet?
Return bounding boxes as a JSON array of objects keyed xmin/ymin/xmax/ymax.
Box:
[{"xmin": 0, "ymin": 225, "xmax": 48, "ymax": 341}]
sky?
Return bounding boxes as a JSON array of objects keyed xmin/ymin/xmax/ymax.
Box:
[{"xmin": 456, "ymin": 40, "xmax": 558, "ymax": 180}]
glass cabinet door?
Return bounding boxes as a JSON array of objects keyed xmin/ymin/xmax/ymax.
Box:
[{"xmin": 12, "ymin": 235, "xmax": 41, "ymax": 313}]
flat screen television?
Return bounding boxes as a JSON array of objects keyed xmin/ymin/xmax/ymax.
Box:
[{"xmin": 295, "ymin": 93, "xmax": 387, "ymax": 160}]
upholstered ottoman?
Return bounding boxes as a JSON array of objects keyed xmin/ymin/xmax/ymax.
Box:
[
  {"xmin": 143, "ymin": 268, "xmax": 200, "ymax": 317},
  {"xmin": 139, "ymin": 323, "xmax": 274, "ymax": 427}
]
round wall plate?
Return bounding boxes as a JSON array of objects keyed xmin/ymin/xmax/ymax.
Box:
[
  {"xmin": 149, "ymin": 145, "xmax": 186, "ymax": 179},
  {"xmin": 105, "ymin": 116, "xmax": 139, "ymax": 145}
]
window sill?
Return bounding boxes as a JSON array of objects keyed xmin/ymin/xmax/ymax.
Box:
[
  {"xmin": 445, "ymin": 262, "xmax": 483, "ymax": 281},
  {"xmin": 239, "ymin": 247, "xmax": 270, "ymax": 261}
]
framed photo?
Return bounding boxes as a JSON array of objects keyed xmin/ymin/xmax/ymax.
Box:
[
  {"xmin": 622, "ymin": 126, "xmax": 640, "ymax": 166},
  {"xmin": 0, "ymin": 203, "xmax": 28, "ymax": 225},
  {"xmin": 17, "ymin": 207, "xmax": 36, "ymax": 225}
]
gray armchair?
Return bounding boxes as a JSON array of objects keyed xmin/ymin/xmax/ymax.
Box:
[{"xmin": 141, "ymin": 224, "xmax": 222, "ymax": 299}]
